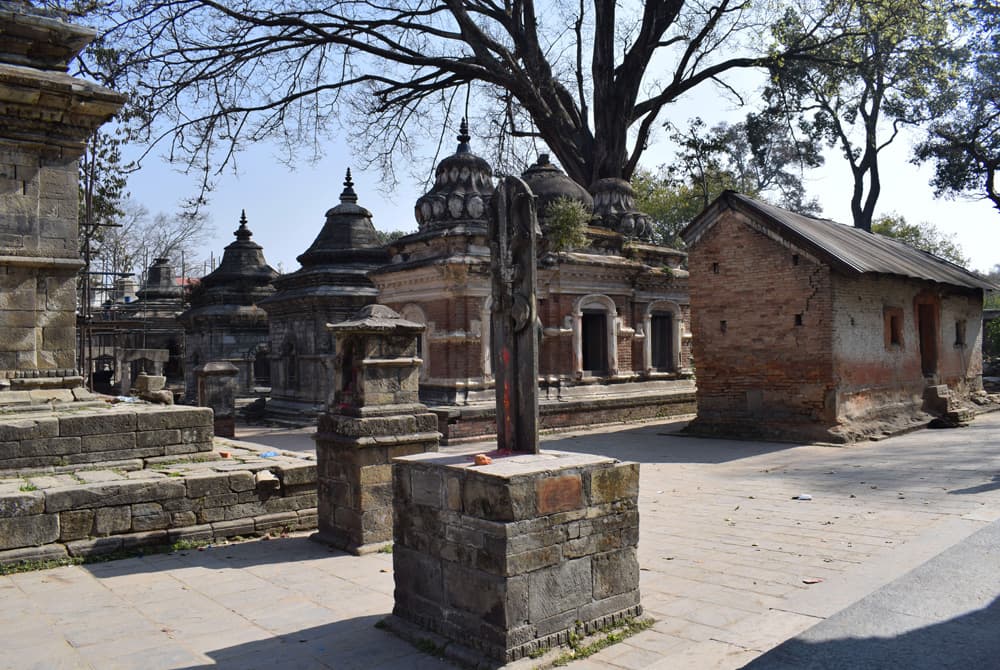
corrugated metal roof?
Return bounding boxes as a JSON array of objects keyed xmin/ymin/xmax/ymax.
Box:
[{"xmin": 686, "ymin": 192, "xmax": 998, "ymax": 291}]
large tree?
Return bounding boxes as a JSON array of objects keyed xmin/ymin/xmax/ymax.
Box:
[
  {"xmin": 91, "ymin": 0, "xmax": 847, "ymax": 192},
  {"xmin": 765, "ymin": 0, "xmax": 964, "ymax": 231},
  {"xmin": 914, "ymin": 0, "xmax": 1000, "ymax": 214}
]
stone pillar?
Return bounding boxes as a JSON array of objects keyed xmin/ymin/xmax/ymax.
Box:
[
  {"xmin": 0, "ymin": 6, "xmax": 124, "ymax": 402},
  {"xmin": 388, "ymin": 174, "xmax": 642, "ymax": 663},
  {"xmin": 312, "ymin": 304, "xmax": 439, "ymax": 555},
  {"xmin": 195, "ymin": 361, "xmax": 238, "ymax": 437}
]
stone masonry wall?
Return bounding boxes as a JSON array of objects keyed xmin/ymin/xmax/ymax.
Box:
[
  {"xmin": 0, "ymin": 436, "xmax": 317, "ymax": 566},
  {"xmin": 0, "ymin": 405, "xmax": 214, "ymax": 474},
  {"xmin": 688, "ymin": 210, "xmax": 837, "ymax": 438},
  {"xmin": 392, "ymin": 451, "xmax": 641, "ymax": 662}
]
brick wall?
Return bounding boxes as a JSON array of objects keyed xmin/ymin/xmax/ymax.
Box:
[
  {"xmin": 831, "ymin": 274, "xmax": 984, "ymax": 421},
  {"xmin": 689, "ymin": 211, "xmax": 837, "ymax": 433}
]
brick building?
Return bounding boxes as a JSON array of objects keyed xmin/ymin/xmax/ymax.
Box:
[{"xmin": 682, "ymin": 191, "xmax": 997, "ymax": 443}]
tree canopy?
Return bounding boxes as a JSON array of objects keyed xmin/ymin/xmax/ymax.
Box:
[
  {"xmin": 871, "ymin": 213, "xmax": 969, "ymax": 266},
  {"xmin": 633, "ymin": 113, "xmax": 822, "ymax": 247},
  {"xmin": 86, "ymin": 0, "xmax": 850, "ymax": 192},
  {"xmin": 765, "ymin": 0, "xmax": 964, "ymax": 231},
  {"xmin": 914, "ymin": 0, "xmax": 1000, "ymax": 215}
]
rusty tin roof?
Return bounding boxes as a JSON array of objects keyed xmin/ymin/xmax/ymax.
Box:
[{"xmin": 682, "ymin": 191, "xmax": 998, "ymax": 291}]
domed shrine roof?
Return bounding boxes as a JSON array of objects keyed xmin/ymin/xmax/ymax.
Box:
[
  {"xmin": 186, "ymin": 210, "xmax": 278, "ymax": 310},
  {"xmin": 520, "ymin": 154, "xmax": 593, "ymax": 222},
  {"xmin": 413, "ymin": 118, "xmax": 493, "ymax": 232},
  {"xmin": 297, "ymin": 169, "xmax": 385, "ymax": 266}
]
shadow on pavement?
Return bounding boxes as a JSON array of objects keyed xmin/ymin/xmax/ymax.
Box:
[
  {"xmin": 175, "ymin": 614, "xmax": 450, "ymax": 670},
  {"xmin": 82, "ymin": 535, "xmax": 356, "ymax": 578},
  {"xmin": 948, "ymin": 474, "xmax": 1000, "ymax": 495},
  {"xmin": 742, "ymin": 596, "xmax": 1000, "ymax": 670},
  {"xmin": 543, "ymin": 418, "xmax": 808, "ymax": 464}
]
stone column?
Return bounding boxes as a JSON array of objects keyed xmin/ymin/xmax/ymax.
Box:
[
  {"xmin": 312, "ymin": 304, "xmax": 440, "ymax": 555},
  {"xmin": 0, "ymin": 6, "xmax": 124, "ymax": 403},
  {"xmin": 195, "ymin": 361, "xmax": 238, "ymax": 437}
]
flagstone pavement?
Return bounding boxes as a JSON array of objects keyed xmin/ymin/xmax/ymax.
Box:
[{"xmin": 3, "ymin": 411, "xmax": 999, "ymax": 669}]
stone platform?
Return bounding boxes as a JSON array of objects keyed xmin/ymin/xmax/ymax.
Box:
[
  {"xmin": 391, "ymin": 449, "xmax": 641, "ymax": 663},
  {"xmin": 433, "ymin": 379, "xmax": 696, "ymax": 444},
  {"xmin": 0, "ymin": 404, "xmax": 317, "ymax": 566}
]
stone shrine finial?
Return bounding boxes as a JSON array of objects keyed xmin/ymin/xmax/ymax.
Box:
[
  {"xmin": 341, "ymin": 168, "xmax": 358, "ymax": 204},
  {"xmin": 234, "ymin": 209, "xmax": 252, "ymax": 240},
  {"xmin": 456, "ymin": 117, "xmax": 471, "ymax": 154}
]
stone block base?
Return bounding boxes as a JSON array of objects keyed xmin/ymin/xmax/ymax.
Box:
[
  {"xmin": 392, "ymin": 450, "xmax": 641, "ymax": 662},
  {"xmin": 0, "ymin": 405, "xmax": 214, "ymax": 475},
  {"xmin": 313, "ymin": 410, "xmax": 439, "ymax": 554}
]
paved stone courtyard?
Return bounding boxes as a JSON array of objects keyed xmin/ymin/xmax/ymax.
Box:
[{"xmin": 3, "ymin": 412, "xmax": 1000, "ymax": 669}]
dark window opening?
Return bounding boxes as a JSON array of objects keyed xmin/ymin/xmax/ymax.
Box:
[
  {"xmin": 581, "ymin": 310, "xmax": 608, "ymax": 374},
  {"xmin": 720, "ymin": 320, "xmax": 727, "ymax": 334},
  {"xmin": 955, "ymin": 319, "xmax": 967, "ymax": 346},
  {"xmin": 651, "ymin": 313, "xmax": 674, "ymax": 371},
  {"xmin": 253, "ymin": 351, "xmax": 270, "ymax": 385},
  {"xmin": 711, "ymin": 262, "xmax": 719, "ymax": 274},
  {"xmin": 794, "ymin": 313, "xmax": 803, "ymax": 326},
  {"xmin": 890, "ymin": 315, "xmax": 902, "ymax": 345},
  {"xmin": 792, "ymin": 254, "xmax": 800, "ymax": 266}
]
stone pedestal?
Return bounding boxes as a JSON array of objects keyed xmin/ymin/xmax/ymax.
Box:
[
  {"xmin": 390, "ymin": 450, "xmax": 641, "ymax": 662},
  {"xmin": 195, "ymin": 362, "xmax": 238, "ymax": 437},
  {"xmin": 313, "ymin": 305, "xmax": 440, "ymax": 554}
]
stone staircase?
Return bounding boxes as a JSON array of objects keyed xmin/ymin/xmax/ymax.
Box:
[{"xmin": 924, "ymin": 384, "xmax": 976, "ymax": 428}]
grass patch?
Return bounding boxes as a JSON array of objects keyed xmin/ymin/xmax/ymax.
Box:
[
  {"xmin": 377, "ymin": 543, "xmax": 393, "ymax": 554},
  {"xmin": 18, "ymin": 482, "xmax": 37, "ymax": 492},
  {"xmin": 0, "ymin": 557, "xmax": 83, "ymax": 575},
  {"xmin": 550, "ymin": 617, "xmax": 653, "ymax": 667}
]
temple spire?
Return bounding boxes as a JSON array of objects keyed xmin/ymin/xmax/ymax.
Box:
[
  {"xmin": 234, "ymin": 209, "xmax": 252, "ymax": 240},
  {"xmin": 341, "ymin": 168, "xmax": 358, "ymax": 204},
  {"xmin": 456, "ymin": 117, "xmax": 471, "ymax": 154}
]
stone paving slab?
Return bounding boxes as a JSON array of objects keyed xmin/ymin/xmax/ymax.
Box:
[{"xmin": 1, "ymin": 412, "xmax": 999, "ymax": 669}]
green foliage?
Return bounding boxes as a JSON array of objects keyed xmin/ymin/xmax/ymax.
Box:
[
  {"xmin": 19, "ymin": 482, "xmax": 38, "ymax": 492},
  {"xmin": 985, "ymin": 266, "xmax": 1000, "ymax": 356},
  {"xmin": 549, "ymin": 617, "xmax": 654, "ymax": 667},
  {"xmin": 633, "ymin": 114, "xmax": 822, "ymax": 248},
  {"xmin": 543, "ymin": 197, "xmax": 589, "ymax": 252},
  {"xmin": 767, "ymin": 0, "xmax": 965, "ymax": 231},
  {"xmin": 871, "ymin": 213, "xmax": 970, "ymax": 266},
  {"xmin": 374, "ymin": 230, "xmax": 410, "ymax": 246},
  {"xmin": 914, "ymin": 1, "xmax": 1000, "ymax": 214}
]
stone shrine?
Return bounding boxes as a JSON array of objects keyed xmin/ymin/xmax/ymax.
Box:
[
  {"xmin": 260, "ymin": 170, "xmax": 388, "ymax": 422},
  {"xmin": 178, "ymin": 210, "xmax": 278, "ymax": 400},
  {"xmin": 0, "ymin": 5, "xmax": 318, "ymax": 568},
  {"xmin": 372, "ymin": 124, "xmax": 694, "ymax": 443},
  {"xmin": 389, "ymin": 175, "xmax": 642, "ymax": 663},
  {"xmin": 312, "ymin": 304, "xmax": 439, "ymax": 554}
]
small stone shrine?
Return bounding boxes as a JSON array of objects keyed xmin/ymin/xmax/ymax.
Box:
[
  {"xmin": 388, "ymin": 177, "xmax": 642, "ymax": 663},
  {"xmin": 260, "ymin": 170, "xmax": 388, "ymax": 422},
  {"xmin": 178, "ymin": 210, "xmax": 278, "ymax": 400},
  {"xmin": 312, "ymin": 304, "xmax": 439, "ymax": 554}
]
